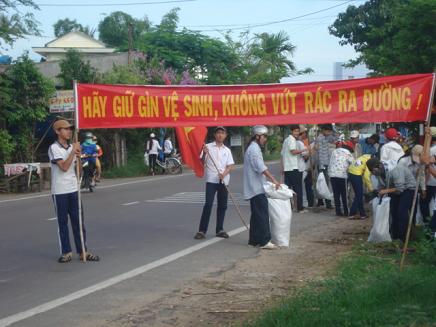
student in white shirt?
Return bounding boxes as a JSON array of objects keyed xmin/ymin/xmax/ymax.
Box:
[
  {"xmin": 48, "ymin": 119, "xmax": 99, "ymax": 263},
  {"xmin": 281, "ymin": 125, "xmax": 307, "ymax": 213},
  {"xmin": 163, "ymin": 135, "xmax": 174, "ymax": 160},
  {"xmin": 194, "ymin": 127, "xmax": 235, "ymax": 240},
  {"xmin": 146, "ymin": 132, "xmax": 162, "ymax": 175}
]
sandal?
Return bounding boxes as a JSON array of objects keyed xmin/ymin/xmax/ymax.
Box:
[
  {"xmin": 80, "ymin": 252, "xmax": 100, "ymax": 262},
  {"xmin": 58, "ymin": 252, "xmax": 73, "ymax": 263},
  {"xmin": 194, "ymin": 232, "xmax": 206, "ymax": 239},
  {"xmin": 216, "ymin": 231, "xmax": 229, "ymax": 239}
]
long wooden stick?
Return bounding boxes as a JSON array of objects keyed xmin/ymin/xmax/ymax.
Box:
[
  {"xmin": 400, "ymin": 72, "xmax": 435, "ymax": 271},
  {"xmin": 206, "ymin": 151, "xmax": 249, "ymax": 231},
  {"xmin": 74, "ymin": 80, "xmax": 87, "ymax": 262},
  {"xmin": 399, "ymin": 168, "xmax": 421, "ymax": 271}
]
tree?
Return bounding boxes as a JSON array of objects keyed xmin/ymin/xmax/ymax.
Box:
[
  {"xmin": 226, "ymin": 31, "xmax": 312, "ymax": 84},
  {"xmin": 98, "ymin": 11, "xmax": 150, "ymax": 48},
  {"xmin": 329, "ymin": 0, "xmax": 436, "ymax": 75},
  {"xmin": 57, "ymin": 49, "xmax": 97, "ymax": 89},
  {"xmin": 2, "ymin": 53, "xmax": 54, "ymax": 162},
  {"xmin": 53, "ymin": 18, "xmax": 95, "ymax": 37},
  {"xmin": 0, "ymin": 0, "xmax": 40, "ymax": 49},
  {"xmin": 0, "ymin": 72, "xmax": 15, "ymax": 166},
  {"xmin": 137, "ymin": 9, "xmax": 244, "ymax": 84}
]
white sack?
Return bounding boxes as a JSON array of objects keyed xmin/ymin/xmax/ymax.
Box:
[
  {"xmin": 316, "ymin": 172, "xmax": 333, "ymax": 200},
  {"xmin": 268, "ymin": 198, "xmax": 292, "ymax": 247},
  {"xmin": 264, "ymin": 182, "xmax": 293, "ymax": 200},
  {"xmin": 368, "ymin": 197, "xmax": 392, "ymax": 243}
]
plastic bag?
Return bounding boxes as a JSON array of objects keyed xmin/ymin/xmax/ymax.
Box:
[
  {"xmin": 144, "ymin": 152, "xmax": 149, "ymax": 166},
  {"xmin": 368, "ymin": 197, "xmax": 392, "ymax": 243},
  {"xmin": 315, "ymin": 172, "xmax": 333, "ymax": 200},
  {"xmin": 268, "ymin": 198, "xmax": 292, "ymax": 247},
  {"xmin": 416, "ymin": 201, "xmax": 424, "ymax": 226},
  {"xmin": 264, "ymin": 182, "xmax": 293, "ymax": 200}
]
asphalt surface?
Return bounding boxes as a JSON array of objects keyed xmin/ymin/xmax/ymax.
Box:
[{"xmin": 0, "ymin": 162, "xmax": 335, "ymax": 327}]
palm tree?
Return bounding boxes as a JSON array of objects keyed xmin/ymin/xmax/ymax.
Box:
[{"xmin": 247, "ymin": 31, "xmax": 297, "ymax": 83}]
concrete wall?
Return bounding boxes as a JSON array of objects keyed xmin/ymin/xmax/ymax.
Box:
[{"xmin": 36, "ymin": 52, "xmax": 141, "ymax": 86}]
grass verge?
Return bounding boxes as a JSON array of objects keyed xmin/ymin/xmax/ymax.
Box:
[
  {"xmin": 103, "ymin": 153, "xmax": 148, "ymax": 178},
  {"xmin": 263, "ymin": 152, "xmax": 281, "ymax": 161},
  {"xmin": 243, "ymin": 231, "xmax": 436, "ymax": 327}
]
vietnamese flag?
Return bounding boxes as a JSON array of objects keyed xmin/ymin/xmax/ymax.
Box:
[{"xmin": 175, "ymin": 126, "xmax": 208, "ymax": 177}]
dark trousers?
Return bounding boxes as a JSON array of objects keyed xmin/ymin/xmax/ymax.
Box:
[
  {"xmin": 304, "ymin": 170, "xmax": 315, "ymax": 207},
  {"xmin": 52, "ymin": 192, "xmax": 87, "ymax": 255},
  {"xmin": 390, "ymin": 189, "xmax": 414, "ymax": 242},
  {"xmin": 284, "ymin": 169, "xmax": 303, "ymax": 211},
  {"xmin": 330, "ymin": 177, "xmax": 348, "ymax": 216},
  {"xmin": 422, "ymin": 185, "xmax": 436, "ymax": 219},
  {"xmin": 349, "ymin": 173, "xmax": 366, "ymax": 217},
  {"xmin": 431, "ymin": 212, "xmax": 436, "ymax": 233},
  {"xmin": 248, "ymin": 193, "xmax": 271, "ymax": 247},
  {"xmin": 83, "ymin": 161, "xmax": 95, "ymax": 187},
  {"xmin": 148, "ymin": 154, "xmax": 157, "ymax": 173},
  {"xmin": 199, "ymin": 182, "xmax": 228, "ymax": 234},
  {"xmin": 317, "ymin": 167, "xmax": 332, "ymax": 208}
]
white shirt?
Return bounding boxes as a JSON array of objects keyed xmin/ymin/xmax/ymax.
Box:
[
  {"xmin": 296, "ymin": 140, "xmax": 308, "ymax": 172},
  {"xmin": 147, "ymin": 139, "xmax": 162, "ymax": 155},
  {"xmin": 48, "ymin": 141, "xmax": 78, "ymax": 195},
  {"xmin": 281, "ymin": 135, "xmax": 298, "ymax": 171},
  {"xmin": 427, "ymin": 145, "xmax": 436, "ymax": 186},
  {"xmin": 202, "ymin": 142, "xmax": 235, "ymax": 185},
  {"xmin": 243, "ymin": 142, "xmax": 268, "ymax": 199},
  {"xmin": 163, "ymin": 139, "xmax": 173, "ymax": 154},
  {"xmin": 380, "ymin": 141, "xmax": 404, "ymax": 163},
  {"xmin": 328, "ymin": 147, "xmax": 353, "ymax": 179}
]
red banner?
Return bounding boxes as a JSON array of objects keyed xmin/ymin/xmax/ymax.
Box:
[{"xmin": 76, "ymin": 73, "xmax": 435, "ymax": 129}]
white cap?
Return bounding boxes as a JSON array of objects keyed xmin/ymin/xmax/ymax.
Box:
[
  {"xmin": 150, "ymin": 133, "xmax": 156, "ymax": 138},
  {"xmin": 350, "ymin": 130, "xmax": 359, "ymax": 138}
]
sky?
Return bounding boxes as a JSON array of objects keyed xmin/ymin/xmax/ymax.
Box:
[{"xmin": 4, "ymin": 0, "xmax": 369, "ymax": 83}]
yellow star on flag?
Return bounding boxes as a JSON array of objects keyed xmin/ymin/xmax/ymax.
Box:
[{"xmin": 184, "ymin": 127, "xmax": 194, "ymax": 143}]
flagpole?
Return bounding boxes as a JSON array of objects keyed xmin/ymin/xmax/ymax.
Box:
[
  {"xmin": 74, "ymin": 80, "xmax": 87, "ymax": 263},
  {"xmin": 206, "ymin": 152, "xmax": 250, "ymax": 231}
]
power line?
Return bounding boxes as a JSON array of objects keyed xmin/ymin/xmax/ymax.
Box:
[
  {"xmin": 36, "ymin": 0, "xmax": 195, "ymax": 7},
  {"xmin": 185, "ymin": 0, "xmax": 356, "ymax": 32},
  {"xmin": 184, "ymin": 15, "xmax": 338, "ymax": 28}
]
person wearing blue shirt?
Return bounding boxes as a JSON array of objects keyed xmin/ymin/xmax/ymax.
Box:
[
  {"xmin": 244, "ymin": 125, "xmax": 281, "ymax": 250},
  {"xmin": 81, "ymin": 132, "xmax": 98, "ymax": 188},
  {"xmin": 359, "ymin": 134, "xmax": 379, "ymax": 156}
]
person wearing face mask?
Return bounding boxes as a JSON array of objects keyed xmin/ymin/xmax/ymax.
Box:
[
  {"xmin": 244, "ymin": 125, "xmax": 281, "ymax": 250},
  {"xmin": 366, "ymin": 158, "xmax": 416, "ymax": 242}
]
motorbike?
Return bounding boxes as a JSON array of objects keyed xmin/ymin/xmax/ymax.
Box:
[{"xmin": 80, "ymin": 155, "xmax": 97, "ymax": 192}]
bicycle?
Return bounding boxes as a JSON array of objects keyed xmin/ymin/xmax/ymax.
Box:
[{"xmin": 154, "ymin": 151, "xmax": 183, "ymax": 175}]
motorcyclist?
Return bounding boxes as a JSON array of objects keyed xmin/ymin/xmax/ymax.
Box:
[{"xmin": 81, "ymin": 132, "xmax": 98, "ymax": 190}]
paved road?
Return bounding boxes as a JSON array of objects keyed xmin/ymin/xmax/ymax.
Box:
[{"xmin": 0, "ymin": 163, "xmax": 335, "ymax": 326}]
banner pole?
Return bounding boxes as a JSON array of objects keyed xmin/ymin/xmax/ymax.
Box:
[
  {"xmin": 74, "ymin": 80, "xmax": 87, "ymax": 263},
  {"xmin": 206, "ymin": 152, "xmax": 249, "ymax": 231},
  {"xmin": 400, "ymin": 72, "xmax": 435, "ymax": 271}
]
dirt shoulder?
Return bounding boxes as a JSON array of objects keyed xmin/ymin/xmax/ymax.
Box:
[{"xmin": 105, "ymin": 212, "xmax": 371, "ymax": 327}]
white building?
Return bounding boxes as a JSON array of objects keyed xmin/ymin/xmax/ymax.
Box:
[
  {"xmin": 32, "ymin": 31, "xmax": 115, "ymax": 62},
  {"xmin": 333, "ymin": 62, "xmax": 370, "ymax": 80}
]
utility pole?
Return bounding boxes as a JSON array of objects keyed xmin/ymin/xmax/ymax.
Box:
[{"xmin": 128, "ymin": 22, "xmax": 133, "ymax": 65}]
